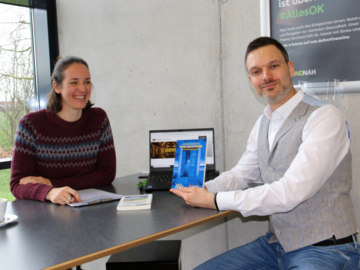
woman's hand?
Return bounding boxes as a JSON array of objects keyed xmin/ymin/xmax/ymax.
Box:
[
  {"xmin": 19, "ymin": 176, "xmax": 52, "ymax": 186},
  {"xmin": 45, "ymin": 186, "xmax": 81, "ymax": 205}
]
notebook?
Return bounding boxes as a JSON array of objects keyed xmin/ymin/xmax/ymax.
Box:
[
  {"xmin": 144, "ymin": 128, "xmax": 217, "ymax": 192},
  {"xmin": 68, "ymin": 188, "xmax": 122, "ymax": 207}
]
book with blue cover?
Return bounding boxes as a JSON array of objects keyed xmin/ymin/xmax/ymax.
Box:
[{"xmin": 171, "ymin": 137, "xmax": 207, "ymax": 189}]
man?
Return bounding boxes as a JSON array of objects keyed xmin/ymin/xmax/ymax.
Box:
[{"xmin": 171, "ymin": 37, "xmax": 359, "ymax": 269}]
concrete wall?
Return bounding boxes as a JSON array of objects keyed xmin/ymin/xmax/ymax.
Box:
[
  {"xmin": 56, "ymin": 0, "xmax": 360, "ymax": 269},
  {"xmin": 57, "ymin": 0, "xmax": 224, "ymax": 176}
]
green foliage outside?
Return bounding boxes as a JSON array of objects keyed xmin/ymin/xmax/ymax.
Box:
[
  {"xmin": 0, "ymin": 112, "xmax": 15, "ymax": 202},
  {"xmin": 0, "ymin": 169, "xmax": 14, "ymax": 201},
  {"xmin": 0, "ymin": 112, "xmax": 13, "ymax": 152}
]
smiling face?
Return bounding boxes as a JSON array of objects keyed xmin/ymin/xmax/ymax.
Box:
[
  {"xmin": 246, "ymin": 45, "xmax": 296, "ymax": 110},
  {"xmin": 53, "ymin": 63, "xmax": 91, "ymax": 117}
]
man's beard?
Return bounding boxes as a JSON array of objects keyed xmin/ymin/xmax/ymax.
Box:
[{"xmin": 260, "ymin": 80, "xmax": 292, "ymax": 104}]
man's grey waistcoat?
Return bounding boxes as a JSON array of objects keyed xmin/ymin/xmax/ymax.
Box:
[{"xmin": 258, "ymin": 95, "xmax": 357, "ymax": 252}]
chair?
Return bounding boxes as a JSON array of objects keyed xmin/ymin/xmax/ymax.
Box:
[{"xmin": 106, "ymin": 240, "xmax": 181, "ymax": 270}]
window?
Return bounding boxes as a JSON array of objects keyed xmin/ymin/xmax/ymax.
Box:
[
  {"xmin": 0, "ymin": 4, "xmax": 34, "ymax": 159},
  {"xmin": 0, "ymin": 0, "xmax": 58, "ymax": 201}
]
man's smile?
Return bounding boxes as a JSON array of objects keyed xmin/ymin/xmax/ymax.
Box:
[{"xmin": 261, "ymin": 81, "xmax": 278, "ymax": 90}]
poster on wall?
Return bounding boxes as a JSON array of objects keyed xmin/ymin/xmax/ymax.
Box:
[{"xmin": 270, "ymin": 0, "xmax": 360, "ymax": 84}]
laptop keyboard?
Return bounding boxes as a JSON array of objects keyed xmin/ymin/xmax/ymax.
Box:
[{"xmin": 149, "ymin": 172, "xmax": 173, "ymax": 182}]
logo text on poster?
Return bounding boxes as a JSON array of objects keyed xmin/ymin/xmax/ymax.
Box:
[{"xmin": 293, "ymin": 69, "xmax": 317, "ymax": 76}]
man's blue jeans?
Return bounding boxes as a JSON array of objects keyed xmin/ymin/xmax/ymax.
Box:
[{"xmin": 194, "ymin": 232, "xmax": 360, "ymax": 270}]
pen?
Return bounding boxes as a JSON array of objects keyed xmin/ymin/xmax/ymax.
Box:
[{"xmin": 69, "ymin": 188, "xmax": 77, "ymax": 201}]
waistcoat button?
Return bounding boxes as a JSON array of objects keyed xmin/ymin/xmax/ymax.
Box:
[
  {"xmin": 268, "ymin": 167, "xmax": 273, "ymax": 173},
  {"xmin": 275, "ymin": 230, "xmax": 280, "ymax": 235}
]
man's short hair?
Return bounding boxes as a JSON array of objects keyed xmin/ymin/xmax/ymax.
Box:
[{"xmin": 245, "ymin": 37, "xmax": 289, "ymax": 68}]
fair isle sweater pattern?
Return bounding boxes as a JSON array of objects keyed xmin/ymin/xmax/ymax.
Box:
[{"xmin": 14, "ymin": 116, "xmax": 114, "ymax": 168}]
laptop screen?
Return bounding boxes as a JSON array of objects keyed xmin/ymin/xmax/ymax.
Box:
[{"xmin": 149, "ymin": 128, "xmax": 216, "ymax": 171}]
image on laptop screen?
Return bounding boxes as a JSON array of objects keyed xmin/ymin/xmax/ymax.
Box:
[{"xmin": 149, "ymin": 129, "xmax": 215, "ymax": 171}]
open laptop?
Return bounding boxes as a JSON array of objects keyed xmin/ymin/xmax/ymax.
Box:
[{"xmin": 144, "ymin": 128, "xmax": 217, "ymax": 192}]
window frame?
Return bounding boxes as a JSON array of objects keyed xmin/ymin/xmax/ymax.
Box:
[{"xmin": 0, "ymin": 0, "xmax": 59, "ymax": 169}]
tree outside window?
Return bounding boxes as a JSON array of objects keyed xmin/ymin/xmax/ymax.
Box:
[{"xmin": 0, "ymin": 3, "xmax": 36, "ymax": 201}]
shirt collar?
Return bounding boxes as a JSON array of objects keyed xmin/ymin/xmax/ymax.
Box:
[{"xmin": 264, "ymin": 88, "xmax": 304, "ymax": 120}]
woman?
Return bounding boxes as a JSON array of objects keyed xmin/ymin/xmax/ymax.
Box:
[{"xmin": 10, "ymin": 56, "xmax": 116, "ymax": 205}]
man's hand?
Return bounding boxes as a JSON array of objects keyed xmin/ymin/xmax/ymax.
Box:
[
  {"xmin": 45, "ymin": 186, "xmax": 81, "ymax": 205},
  {"xmin": 19, "ymin": 176, "xmax": 52, "ymax": 186},
  {"xmin": 170, "ymin": 187, "xmax": 216, "ymax": 209}
]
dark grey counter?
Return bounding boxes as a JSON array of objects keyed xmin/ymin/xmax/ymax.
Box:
[{"xmin": 0, "ymin": 174, "xmax": 234, "ymax": 270}]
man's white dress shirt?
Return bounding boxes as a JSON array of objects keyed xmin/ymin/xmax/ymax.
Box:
[{"xmin": 205, "ymin": 89, "xmax": 350, "ymax": 217}]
